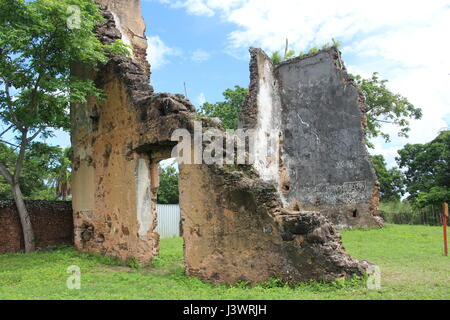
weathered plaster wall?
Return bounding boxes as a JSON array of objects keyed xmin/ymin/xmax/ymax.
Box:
[
  {"xmin": 180, "ymin": 164, "xmax": 371, "ymax": 283},
  {"xmin": 246, "ymin": 50, "xmax": 283, "ymax": 184},
  {"xmin": 276, "ymin": 50, "xmax": 382, "ymax": 228},
  {"xmin": 71, "ymin": 1, "xmax": 194, "ymax": 264},
  {"xmin": 0, "ymin": 201, "xmax": 73, "ymax": 254},
  {"xmin": 72, "ymin": 65, "xmax": 159, "ymax": 264},
  {"xmin": 242, "ymin": 48, "xmax": 383, "ymax": 229}
]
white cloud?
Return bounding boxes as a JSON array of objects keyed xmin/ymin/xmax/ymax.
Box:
[
  {"xmin": 147, "ymin": 36, "xmax": 181, "ymax": 70},
  {"xmin": 159, "ymin": 158, "xmax": 179, "ymax": 170},
  {"xmin": 221, "ymin": 1, "xmax": 450, "ymax": 53},
  {"xmin": 191, "ymin": 49, "xmax": 211, "ymax": 62},
  {"xmin": 156, "ymin": 0, "xmax": 450, "ymax": 167},
  {"xmin": 151, "ymin": 0, "xmax": 245, "ymax": 17},
  {"xmin": 197, "ymin": 92, "xmax": 206, "ymax": 106},
  {"xmin": 369, "ymin": 143, "xmax": 401, "ymax": 169}
]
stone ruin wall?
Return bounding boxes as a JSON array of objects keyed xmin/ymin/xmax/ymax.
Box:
[
  {"xmin": 71, "ymin": 0, "xmax": 195, "ymax": 264},
  {"xmin": 240, "ymin": 49, "xmax": 383, "ymax": 229},
  {"xmin": 180, "ymin": 164, "xmax": 372, "ymax": 283},
  {"xmin": 71, "ymin": 0, "xmax": 381, "ymax": 283}
]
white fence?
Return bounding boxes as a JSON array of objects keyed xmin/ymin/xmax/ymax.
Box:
[{"xmin": 156, "ymin": 204, "xmax": 181, "ymax": 238}]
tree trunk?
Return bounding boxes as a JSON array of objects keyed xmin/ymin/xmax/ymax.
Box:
[{"xmin": 12, "ymin": 182, "xmax": 36, "ymax": 253}]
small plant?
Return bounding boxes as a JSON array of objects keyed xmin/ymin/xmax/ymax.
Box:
[
  {"xmin": 270, "ymin": 51, "xmax": 282, "ymax": 64},
  {"xmin": 308, "ymin": 46, "xmax": 319, "ymax": 55},
  {"xmin": 331, "ymin": 277, "xmax": 347, "ymax": 289},
  {"xmin": 284, "ymin": 49, "xmax": 295, "ymax": 59},
  {"xmin": 332, "ymin": 38, "xmax": 341, "ymax": 48},
  {"xmin": 127, "ymin": 257, "xmax": 141, "ymax": 269},
  {"xmin": 232, "ymin": 280, "xmax": 252, "ymax": 289},
  {"xmin": 270, "ymin": 38, "xmax": 341, "ymax": 65},
  {"xmin": 259, "ymin": 277, "xmax": 285, "ymax": 289}
]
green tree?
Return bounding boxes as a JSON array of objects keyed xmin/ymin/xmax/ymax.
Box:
[
  {"xmin": 370, "ymin": 155, "xmax": 406, "ymax": 201},
  {"xmin": 0, "ymin": 142, "xmax": 64, "ymax": 200},
  {"xmin": 157, "ymin": 164, "xmax": 179, "ymax": 204},
  {"xmin": 397, "ymin": 130, "xmax": 450, "ymax": 207},
  {"xmin": 0, "ymin": 0, "xmax": 127, "ymax": 252},
  {"xmin": 354, "ymin": 73, "xmax": 423, "ymax": 147},
  {"xmin": 198, "ymin": 86, "xmax": 248, "ymax": 130},
  {"xmin": 49, "ymin": 147, "xmax": 72, "ymax": 200}
]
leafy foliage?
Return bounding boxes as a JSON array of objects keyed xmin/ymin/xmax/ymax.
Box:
[
  {"xmin": 370, "ymin": 155, "xmax": 406, "ymax": 201},
  {"xmin": 0, "ymin": 0, "xmax": 128, "ymax": 138},
  {"xmin": 397, "ymin": 130, "xmax": 450, "ymax": 207},
  {"xmin": 354, "ymin": 72, "xmax": 423, "ymax": 147},
  {"xmin": 157, "ymin": 164, "xmax": 179, "ymax": 204},
  {"xmin": 270, "ymin": 51, "xmax": 282, "ymax": 64},
  {"xmin": 416, "ymin": 187, "xmax": 450, "ymax": 208},
  {"xmin": 270, "ymin": 39, "xmax": 340, "ymax": 64},
  {"xmin": 0, "ymin": 142, "xmax": 69, "ymax": 200},
  {"xmin": 0, "ymin": 0, "xmax": 127, "ymax": 250},
  {"xmin": 198, "ymin": 85, "xmax": 248, "ymax": 130}
]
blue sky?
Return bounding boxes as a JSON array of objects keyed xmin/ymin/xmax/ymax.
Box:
[
  {"xmin": 142, "ymin": 1, "xmax": 250, "ymax": 104},
  {"xmin": 42, "ymin": 0, "xmax": 450, "ymax": 169}
]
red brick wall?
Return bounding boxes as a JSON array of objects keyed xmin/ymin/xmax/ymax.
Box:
[{"xmin": 0, "ymin": 200, "xmax": 73, "ymax": 254}]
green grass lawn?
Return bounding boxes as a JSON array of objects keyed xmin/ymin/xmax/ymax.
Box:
[{"xmin": 0, "ymin": 225, "xmax": 448, "ymax": 300}]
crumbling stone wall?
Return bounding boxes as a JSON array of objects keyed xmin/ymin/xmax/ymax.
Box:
[
  {"xmin": 0, "ymin": 200, "xmax": 73, "ymax": 254},
  {"xmin": 71, "ymin": 0, "xmax": 194, "ymax": 264},
  {"xmin": 180, "ymin": 165, "xmax": 371, "ymax": 283},
  {"xmin": 71, "ymin": 0, "xmax": 377, "ymax": 283},
  {"xmin": 240, "ymin": 48, "xmax": 383, "ymax": 229}
]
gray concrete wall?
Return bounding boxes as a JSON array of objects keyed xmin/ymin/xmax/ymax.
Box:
[
  {"xmin": 275, "ymin": 50, "xmax": 382, "ymax": 228},
  {"xmin": 242, "ymin": 48, "xmax": 383, "ymax": 229}
]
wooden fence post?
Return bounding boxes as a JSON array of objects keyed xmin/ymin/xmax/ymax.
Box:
[{"xmin": 443, "ymin": 203, "xmax": 448, "ymax": 257}]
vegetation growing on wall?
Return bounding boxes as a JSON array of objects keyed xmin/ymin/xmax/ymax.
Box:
[
  {"xmin": 268, "ymin": 40, "xmax": 423, "ymax": 148},
  {"xmin": 270, "ymin": 39, "xmax": 341, "ymax": 65}
]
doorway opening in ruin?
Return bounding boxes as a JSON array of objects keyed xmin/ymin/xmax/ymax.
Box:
[{"xmin": 155, "ymin": 157, "xmax": 185, "ymax": 270}]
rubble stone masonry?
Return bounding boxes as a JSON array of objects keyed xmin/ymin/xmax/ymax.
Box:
[{"xmin": 69, "ymin": 0, "xmax": 381, "ymax": 283}]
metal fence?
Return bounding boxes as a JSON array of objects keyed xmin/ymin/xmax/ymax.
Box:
[
  {"xmin": 156, "ymin": 204, "xmax": 447, "ymax": 235},
  {"xmin": 156, "ymin": 204, "xmax": 181, "ymax": 238},
  {"xmin": 381, "ymin": 204, "xmax": 449, "ymax": 226}
]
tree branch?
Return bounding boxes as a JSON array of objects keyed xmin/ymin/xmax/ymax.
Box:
[
  {"xmin": 374, "ymin": 119, "xmax": 395, "ymax": 124},
  {"xmin": 30, "ymin": 73, "xmax": 43, "ymax": 112},
  {"xmin": 14, "ymin": 129, "xmax": 28, "ymax": 183},
  {"xmin": 0, "ymin": 139, "xmax": 19, "ymax": 149},
  {"xmin": 0, "ymin": 125, "xmax": 13, "ymax": 138},
  {"xmin": 27, "ymin": 128, "xmax": 43, "ymax": 143},
  {"xmin": 0, "ymin": 162, "xmax": 13, "ymax": 185},
  {"xmin": 2, "ymin": 78, "xmax": 21, "ymax": 130}
]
